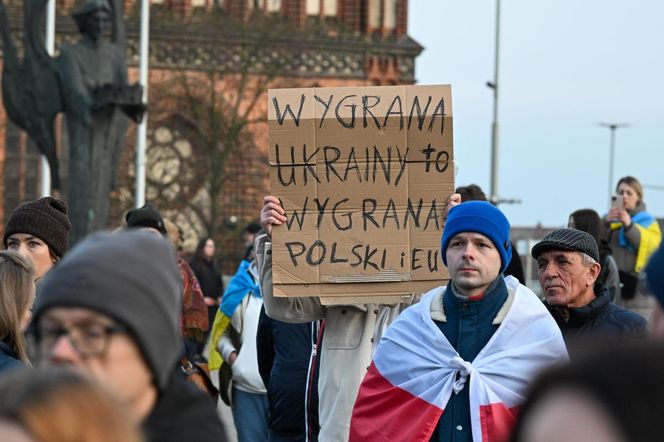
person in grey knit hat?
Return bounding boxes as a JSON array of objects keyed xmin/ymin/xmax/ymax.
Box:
[
  {"xmin": 29, "ymin": 230, "xmax": 226, "ymax": 442},
  {"xmin": 532, "ymin": 228, "xmax": 646, "ymax": 355},
  {"xmin": 3, "ymin": 197, "xmax": 72, "ymax": 280}
]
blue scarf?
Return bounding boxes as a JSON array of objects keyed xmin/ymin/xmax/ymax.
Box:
[{"xmin": 220, "ymin": 260, "xmax": 261, "ymax": 317}]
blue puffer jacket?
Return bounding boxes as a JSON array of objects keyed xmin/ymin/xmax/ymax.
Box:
[
  {"xmin": 546, "ymin": 286, "xmax": 647, "ymax": 355},
  {"xmin": 0, "ymin": 340, "xmax": 24, "ymax": 374}
]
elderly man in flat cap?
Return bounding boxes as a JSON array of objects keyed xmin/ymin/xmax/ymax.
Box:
[{"xmin": 532, "ymin": 228, "xmax": 647, "ymax": 352}]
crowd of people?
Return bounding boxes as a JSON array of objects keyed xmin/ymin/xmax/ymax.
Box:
[{"xmin": 0, "ymin": 174, "xmax": 662, "ymax": 442}]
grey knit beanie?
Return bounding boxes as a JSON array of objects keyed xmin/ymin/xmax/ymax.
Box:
[
  {"xmin": 32, "ymin": 230, "xmax": 183, "ymax": 391},
  {"xmin": 3, "ymin": 197, "xmax": 72, "ymax": 258}
]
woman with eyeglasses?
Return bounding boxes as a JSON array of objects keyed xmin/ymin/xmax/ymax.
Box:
[
  {"xmin": 0, "ymin": 251, "xmax": 36, "ymax": 373},
  {"xmin": 3, "ymin": 197, "xmax": 72, "ymax": 282}
]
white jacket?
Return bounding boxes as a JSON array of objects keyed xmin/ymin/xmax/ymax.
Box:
[
  {"xmin": 256, "ymin": 234, "xmax": 415, "ymax": 441},
  {"xmin": 218, "ymin": 293, "xmax": 266, "ymax": 394}
]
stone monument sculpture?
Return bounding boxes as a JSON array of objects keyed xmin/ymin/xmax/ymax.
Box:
[{"xmin": 0, "ymin": 0, "xmax": 144, "ymax": 242}]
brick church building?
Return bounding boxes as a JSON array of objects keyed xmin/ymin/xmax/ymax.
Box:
[{"xmin": 0, "ymin": 0, "xmax": 422, "ymax": 271}]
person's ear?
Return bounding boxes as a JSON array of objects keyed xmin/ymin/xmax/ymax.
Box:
[{"xmin": 587, "ymin": 262, "xmax": 601, "ymax": 287}]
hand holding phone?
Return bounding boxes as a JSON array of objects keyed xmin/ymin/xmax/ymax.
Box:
[
  {"xmin": 609, "ymin": 194, "xmax": 628, "ymax": 223},
  {"xmin": 611, "ymin": 194, "xmax": 624, "ymax": 210}
]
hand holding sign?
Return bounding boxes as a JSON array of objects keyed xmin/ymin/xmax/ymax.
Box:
[
  {"xmin": 261, "ymin": 195, "xmax": 287, "ymax": 236},
  {"xmin": 444, "ymin": 193, "xmax": 462, "ymax": 224}
]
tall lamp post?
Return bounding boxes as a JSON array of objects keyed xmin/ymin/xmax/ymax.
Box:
[
  {"xmin": 135, "ymin": 0, "xmax": 150, "ymax": 208},
  {"xmin": 41, "ymin": 0, "xmax": 56, "ymax": 197},
  {"xmin": 486, "ymin": 0, "xmax": 501, "ymax": 204},
  {"xmin": 598, "ymin": 122, "xmax": 629, "ymax": 204}
]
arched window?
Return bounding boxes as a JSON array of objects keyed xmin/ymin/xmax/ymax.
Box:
[
  {"xmin": 306, "ymin": 0, "xmax": 320, "ymax": 15},
  {"xmin": 248, "ymin": 0, "xmax": 264, "ymax": 10},
  {"xmin": 323, "ymin": 0, "xmax": 337, "ymax": 16},
  {"xmin": 368, "ymin": 0, "xmax": 381, "ymax": 30},
  {"xmin": 383, "ymin": 0, "xmax": 397, "ymax": 31},
  {"xmin": 307, "ymin": 0, "xmax": 337, "ymax": 17},
  {"xmin": 247, "ymin": 0, "xmax": 281, "ymax": 12}
]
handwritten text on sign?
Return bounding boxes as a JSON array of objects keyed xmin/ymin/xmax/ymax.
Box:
[{"xmin": 268, "ymin": 85, "xmax": 454, "ymax": 298}]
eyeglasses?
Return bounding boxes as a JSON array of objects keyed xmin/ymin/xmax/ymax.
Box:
[{"xmin": 34, "ymin": 322, "xmax": 127, "ymax": 358}]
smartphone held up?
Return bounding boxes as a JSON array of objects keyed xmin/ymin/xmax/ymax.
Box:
[
  {"xmin": 611, "ymin": 194, "xmax": 624, "ymax": 210},
  {"xmin": 608, "ymin": 194, "xmax": 624, "ymax": 222}
]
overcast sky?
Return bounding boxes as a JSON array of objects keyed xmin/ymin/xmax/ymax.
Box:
[{"xmin": 409, "ymin": 0, "xmax": 664, "ymax": 227}]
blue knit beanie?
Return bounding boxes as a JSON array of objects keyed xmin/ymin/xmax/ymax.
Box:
[
  {"xmin": 440, "ymin": 201, "xmax": 512, "ymax": 274},
  {"xmin": 645, "ymin": 244, "xmax": 664, "ymax": 308}
]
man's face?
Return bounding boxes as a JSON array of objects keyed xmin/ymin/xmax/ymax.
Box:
[
  {"xmin": 36, "ymin": 307, "xmax": 154, "ymax": 415},
  {"xmin": 445, "ymin": 232, "xmax": 501, "ymax": 297},
  {"xmin": 537, "ymin": 250, "xmax": 599, "ymax": 307}
]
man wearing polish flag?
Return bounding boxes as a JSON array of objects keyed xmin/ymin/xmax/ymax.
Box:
[{"xmin": 350, "ymin": 199, "xmax": 568, "ymax": 442}]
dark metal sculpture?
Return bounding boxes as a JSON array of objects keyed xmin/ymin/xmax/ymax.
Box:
[{"xmin": 0, "ymin": 0, "xmax": 144, "ymax": 242}]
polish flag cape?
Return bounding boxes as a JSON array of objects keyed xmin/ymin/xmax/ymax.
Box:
[{"xmin": 349, "ymin": 276, "xmax": 568, "ymax": 442}]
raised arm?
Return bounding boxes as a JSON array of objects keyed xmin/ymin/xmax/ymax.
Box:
[{"xmin": 256, "ymin": 196, "xmax": 325, "ymax": 323}]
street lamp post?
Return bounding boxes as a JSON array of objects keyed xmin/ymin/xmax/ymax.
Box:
[
  {"xmin": 135, "ymin": 0, "xmax": 150, "ymax": 208},
  {"xmin": 598, "ymin": 122, "xmax": 629, "ymax": 204},
  {"xmin": 487, "ymin": 0, "xmax": 501, "ymax": 204},
  {"xmin": 41, "ymin": 0, "xmax": 56, "ymax": 197}
]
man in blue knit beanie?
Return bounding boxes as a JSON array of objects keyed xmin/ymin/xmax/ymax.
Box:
[{"xmin": 350, "ymin": 195, "xmax": 567, "ymax": 442}]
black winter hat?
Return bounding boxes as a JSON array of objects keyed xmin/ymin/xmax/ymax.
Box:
[
  {"xmin": 3, "ymin": 197, "xmax": 72, "ymax": 258},
  {"xmin": 32, "ymin": 231, "xmax": 182, "ymax": 391},
  {"xmin": 125, "ymin": 204, "xmax": 166, "ymax": 235},
  {"xmin": 531, "ymin": 228, "xmax": 600, "ymax": 263}
]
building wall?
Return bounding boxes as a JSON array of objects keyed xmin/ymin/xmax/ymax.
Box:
[{"xmin": 0, "ymin": 0, "xmax": 421, "ymax": 271}]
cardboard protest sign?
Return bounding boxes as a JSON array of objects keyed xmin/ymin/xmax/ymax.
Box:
[{"xmin": 268, "ymin": 85, "xmax": 454, "ymax": 302}]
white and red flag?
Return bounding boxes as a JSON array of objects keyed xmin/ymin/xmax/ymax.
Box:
[{"xmin": 349, "ymin": 276, "xmax": 568, "ymax": 442}]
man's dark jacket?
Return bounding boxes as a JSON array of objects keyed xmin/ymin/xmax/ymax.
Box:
[
  {"xmin": 546, "ymin": 286, "xmax": 647, "ymax": 353},
  {"xmin": 143, "ymin": 374, "xmax": 226, "ymax": 442},
  {"xmin": 257, "ymin": 306, "xmax": 320, "ymax": 442}
]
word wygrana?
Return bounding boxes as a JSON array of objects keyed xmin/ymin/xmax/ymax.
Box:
[
  {"xmin": 284, "ymin": 241, "xmax": 441, "ymax": 273},
  {"xmin": 283, "ymin": 197, "xmax": 442, "ymax": 232},
  {"xmin": 274, "ymin": 144, "xmax": 450, "ymax": 187},
  {"xmin": 272, "ymin": 93, "xmax": 447, "ymax": 134}
]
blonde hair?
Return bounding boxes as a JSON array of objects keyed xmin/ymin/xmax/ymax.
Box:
[
  {"xmin": 0, "ymin": 251, "xmax": 35, "ymax": 365},
  {"xmin": 617, "ymin": 176, "xmax": 644, "ymax": 203},
  {"xmin": 0, "ymin": 369, "xmax": 144, "ymax": 442}
]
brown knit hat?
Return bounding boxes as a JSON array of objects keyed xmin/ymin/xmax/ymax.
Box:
[{"xmin": 3, "ymin": 197, "xmax": 72, "ymax": 258}]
